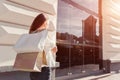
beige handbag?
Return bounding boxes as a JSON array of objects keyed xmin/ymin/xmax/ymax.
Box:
[{"xmin": 13, "ymin": 51, "xmax": 47, "ymax": 72}]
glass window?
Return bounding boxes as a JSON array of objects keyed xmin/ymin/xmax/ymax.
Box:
[{"xmin": 56, "ymin": 0, "xmax": 101, "ymax": 78}]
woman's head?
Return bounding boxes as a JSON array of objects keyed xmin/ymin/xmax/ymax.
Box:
[{"xmin": 29, "ymin": 13, "xmax": 48, "ymax": 33}]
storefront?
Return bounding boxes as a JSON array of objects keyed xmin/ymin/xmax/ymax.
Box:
[{"xmin": 56, "ymin": 0, "xmax": 103, "ymax": 78}]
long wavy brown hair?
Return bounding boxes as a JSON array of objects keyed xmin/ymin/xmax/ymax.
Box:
[{"xmin": 29, "ymin": 13, "xmax": 47, "ymax": 33}]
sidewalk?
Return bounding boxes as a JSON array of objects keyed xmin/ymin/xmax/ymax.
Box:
[
  {"xmin": 56, "ymin": 64, "xmax": 120, "ymax": 80},
  {"xmin": 56, "ymin": 64, "xmax": 102, "ymax": 80},
  {"xmin": 73, "ymin": 72, "xmax": 120, "ymax": 80}
]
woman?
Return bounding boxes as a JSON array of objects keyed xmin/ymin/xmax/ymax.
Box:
[{"xmin": 29, "ymin": 13, "xmax": 57, "ymax": 80}]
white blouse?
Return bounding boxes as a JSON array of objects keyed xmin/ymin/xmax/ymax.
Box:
[{"xmin": 32, "ymin": 29, "xmax": 56, "ymax": 67}]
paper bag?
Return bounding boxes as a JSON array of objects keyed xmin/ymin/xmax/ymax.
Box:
[
  {"xmin": 13, "ymin": 52, "xmax": 47, "ymax": 72},
  {"xmin": 14, "ymin": 30, "xmax": 48, "ymax": 53}
]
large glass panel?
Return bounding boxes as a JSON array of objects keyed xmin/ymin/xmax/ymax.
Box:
[{"xmin": 56, "ymin": 0, "xmax": 101, "ymax": 78}]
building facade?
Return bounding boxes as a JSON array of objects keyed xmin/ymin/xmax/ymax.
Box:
[{"xmin": 0, "ymin": 0, "xmax": 58, "ymax": 80}]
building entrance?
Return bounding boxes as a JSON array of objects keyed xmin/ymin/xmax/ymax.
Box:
[{"xmin": 56, "ymin": 0, "xmax": 102, "ymax": 78}]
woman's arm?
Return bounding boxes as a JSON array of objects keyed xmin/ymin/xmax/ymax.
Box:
[{"xmin": 51, "ymin": 46, "xmax": 58, "ymax": 54}]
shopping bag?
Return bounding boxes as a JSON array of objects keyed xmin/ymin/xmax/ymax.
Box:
[
  {"xmin": 13, "ymin": 51, "xmax": 47, "ymax": 72},
  {"xmin": 13, "ymin": 30, "xmax": 48, "ymax": 53}
]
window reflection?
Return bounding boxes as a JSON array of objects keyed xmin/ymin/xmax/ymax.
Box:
[{"xmin": 56, "ymin": 0, "xmax": 100, "ymax": 69}]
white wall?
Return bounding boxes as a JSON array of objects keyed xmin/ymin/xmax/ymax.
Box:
[
  {"xmin": 102, "ymin": 0, "xmax": 120, "ymax": 62},
  {"xmin": 0, "ymin": 0, "xmax": 58, "ymax": 72}
]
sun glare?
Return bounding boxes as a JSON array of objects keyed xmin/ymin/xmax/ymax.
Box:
[{"xmin": 111, "ymin": 0, "xmax": 120, "ymax": 10}]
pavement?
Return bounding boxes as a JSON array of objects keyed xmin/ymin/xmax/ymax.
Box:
[
  {"xmin": 56, "ymin": 64, "xmax": 101, "ymax": 80},
  {"xmin": 73, "ymin": 72, "xmax": 120, "ymax": 80},
  {"xmin": 56, "ymin": 64, "xmax": 120, "ymax": 80}
]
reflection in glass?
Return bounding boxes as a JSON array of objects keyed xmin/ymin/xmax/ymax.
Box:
[{"xmin": 56, "ymin": 0, "xmax": 100, "ymax": 77}]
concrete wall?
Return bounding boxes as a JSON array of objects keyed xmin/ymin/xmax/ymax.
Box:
[
  {"xmin": 102, "ymin": 0, "xmax": 120, "ymax": 62},
  {"xmin": 0, "ymin": 0, "xmax": 58, "ymax": 79},
  {"xmin": 0, "ymin": 71, "xmax": 30, "ymax": 80}
]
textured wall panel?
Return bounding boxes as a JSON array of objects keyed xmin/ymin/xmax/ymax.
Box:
[{"xmin": 102, "ymin": 0, "xmax": 120, "ymax": 61}]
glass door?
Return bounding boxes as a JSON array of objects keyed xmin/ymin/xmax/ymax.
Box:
[{"xmin": 56, "ymin": 0, "xmax": 101, "ymax": 78}]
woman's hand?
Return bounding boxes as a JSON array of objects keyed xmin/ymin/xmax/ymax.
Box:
[{"xmin": 51, "ymin": 46, "xmax": 58, "ymax": 53}]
